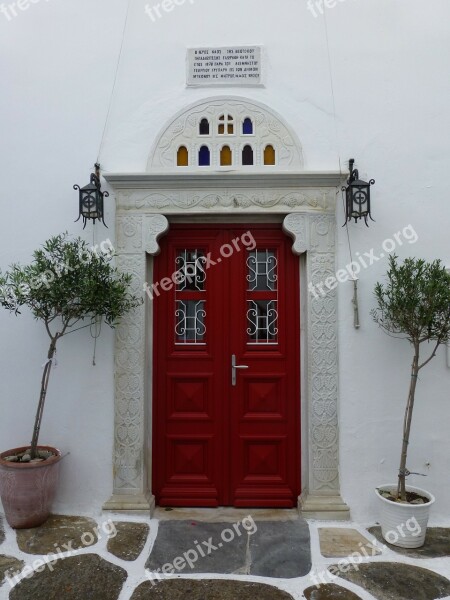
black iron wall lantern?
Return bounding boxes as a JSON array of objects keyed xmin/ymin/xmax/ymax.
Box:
[
  {"xmin": 342, "ymin": 158, "xmax": 375, "ymax": 226},
  {"xmin": 74, "ymin": 163, "xmax": 109, "ymax": 229}
]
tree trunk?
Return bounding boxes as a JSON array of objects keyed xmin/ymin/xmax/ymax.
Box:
[
  {"xmin": 397, "ymin": 347, "xmax": 419, "ymax": 500},
  {"xmin": 30, "ymin": 337, "xmax": 57, "ymax": 459}
]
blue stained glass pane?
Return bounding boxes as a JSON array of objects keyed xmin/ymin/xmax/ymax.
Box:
[
  {"xmin": 198, "ymin": 146, "xmax": 210, "ymax": 166},
  {"xmin": 243, "ymin": 118, "xmax": 253, "ymax": 135}
]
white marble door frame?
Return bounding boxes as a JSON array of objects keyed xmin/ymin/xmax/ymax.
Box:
[{"xmin": 103, "ymin": 171, "xmax": 350, "ymax": 519}]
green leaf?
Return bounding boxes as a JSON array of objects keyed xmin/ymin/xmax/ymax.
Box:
[
  {"xmin": 0, "ymin": 232, "xmax": 142, "ymax": 336},
  {"xmin": 372, "ymin": 254, "xmax": 450, "ymax": 347}
]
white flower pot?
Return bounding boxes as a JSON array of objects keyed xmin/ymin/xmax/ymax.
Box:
[{"xmin": 375, "ymin": 484, "xmax": 435, "ymax": 548}]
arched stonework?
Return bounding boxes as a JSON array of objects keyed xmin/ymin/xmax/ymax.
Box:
[
  {"xmin": 104, "ymin": 96, "xmax": 349, "ymax": 520},
  {"xmin": 148, "ymin": 96, "xmax": 303, "ymax": 170}
]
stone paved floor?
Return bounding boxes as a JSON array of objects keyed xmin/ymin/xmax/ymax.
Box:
[{"xmin": 0, "ymin": 511, "xmax": 449, "ymax": 600}]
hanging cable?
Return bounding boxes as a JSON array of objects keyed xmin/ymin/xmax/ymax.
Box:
[
  {"xmin": 323, "ymin": 6, "xmax": 360, "ymax": 328},
  {"xmin": 82, "ymin": 0, "xmax": 131, "ymax": 314},
  {"xmin": 90, "ymin": 315, "xmax": 102, "ymax": 366},
  {"xmin": 342, "ymin": 188, "xmax": 354, "ymax": 267},
  {"xmin": 342, "ymin": 186, "xmax": 360, "ymax": 328},
  {"xmin": 322, "ymin": 5, "xmax": 342, "ymax": 177},
  {"xmin": 96, "ymin": 0, "xmax": 132, "ymax": 167}
]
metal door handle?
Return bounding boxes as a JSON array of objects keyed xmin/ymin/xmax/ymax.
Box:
[{"xmin": 231, "ymin": 354, "xmax": 248, "ymax": 386}]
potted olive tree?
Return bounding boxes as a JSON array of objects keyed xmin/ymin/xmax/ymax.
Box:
[
  {"xmin": 0, "ymin": 233, "xmax": 141, "ymax": 528},
  {"xmin": 372, "ymin": 255, "xmax": 450, "ymax": 547}
]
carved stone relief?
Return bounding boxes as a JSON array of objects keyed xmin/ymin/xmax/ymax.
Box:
[{"xmin": 148, "ymin": 97, "xmax": 303, "ymax": 170}]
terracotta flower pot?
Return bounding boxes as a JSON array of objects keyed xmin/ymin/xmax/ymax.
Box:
[{"xmin": 0, "ymin": 446, "xmax": 62, "ymax": 529}]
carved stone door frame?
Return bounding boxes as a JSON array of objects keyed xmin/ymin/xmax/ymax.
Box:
[{"xmin": 103, "ymin": 171, "xmax": 350, "ymax": 519}]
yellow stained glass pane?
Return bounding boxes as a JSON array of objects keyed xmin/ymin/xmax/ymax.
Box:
[
  {"xmin": 264, "ymin": 145, "xmax": 276, "ymax": 165},
  {"xmin": 218, "ymin": 124, "xmax": 225, "ymax": 134},
  {"xmin": 227, "ymin": 124, "xmax": 234, "ymax": 134},
  {"xmin": 177, "ymin": 146, "xmax": 189, "ymax": 166},
  {"xmin": 220, "ymin": 145, "xmax": 232, "ymax": 166}
]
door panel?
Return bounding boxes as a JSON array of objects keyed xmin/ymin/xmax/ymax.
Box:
[
  {"xmin": 154, "ymin": 230, "xmax": 225, "ymax": 506},
  {"xmin": 229, "ymin": 229, "xmax": 300, "ymax": 506},
  {"xmin": 153, "ymin": 225, "xmax": 300, "ymax": 507}
]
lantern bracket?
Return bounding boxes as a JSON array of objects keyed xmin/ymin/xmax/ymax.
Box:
[
  {"xmin": 74, "ymin": 163, "xmax": 109, "ymax": 229},
  {"xmin": 342, "ymin": 158, "xmax": 375, "ymax": 227}
]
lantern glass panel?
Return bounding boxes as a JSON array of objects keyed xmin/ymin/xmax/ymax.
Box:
[
  {"xmin": 81, "ymin": 192, "xmax": 97, "ymax": 215},
  {"xmin": 352, "ymin": 185, "xmax": 369, "ymax": 215}
]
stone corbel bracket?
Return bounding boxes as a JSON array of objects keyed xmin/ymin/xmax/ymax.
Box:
[
  {"xmin": 145, "ymin": 214, "xmax": 169, "ymax": 255},
  {"xmin": 283, "ymin": 213, "xmax": 309, "ymax": 255}
]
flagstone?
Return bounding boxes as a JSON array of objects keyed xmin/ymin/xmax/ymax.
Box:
[
  {"xmin": 368, "ymin": 526, "xmax": 450, "ymax": 558},
  {"xmin": 107, "ymin": 521, "xmax": 150, "ymax": 561},
  {"xmin": 146, "ymin": 520, "xmax": 248, "ymax": 575},
  {"xmin": 329, "ymin": 562, "xmax": 450, "ymax": 600},
  {"xmin": 9, "ymin": 553, "xmax": 127, "ymax": 600},
  {"xmin": 303, "ymin": 583, "xmax": 363, "ymax": 599},
  {"xmin": 249, "ymin": 520, "xmax": 311, "ymax": 577},
  {"xmin": 15, "ymin": 514, "xmax": 99, "ymax": 555},
  {"xmin": 130, "ymin": 579, "xmax": 294, "ymax": 599},
  {"xmin": 319, "ymin": 528, "xmax": 381, "ymax": 558},
  {"xmin": 0, "ymin": 555, "xmax": 24, "ymax": 586},
  {"xmin": 146, "ymin": 518, "xmax": 311, "ymax": 578}
]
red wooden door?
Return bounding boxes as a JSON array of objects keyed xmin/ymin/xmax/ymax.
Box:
[{"xmin": 153, "ymin": 225, "xmax": 300, "ymax": 507}]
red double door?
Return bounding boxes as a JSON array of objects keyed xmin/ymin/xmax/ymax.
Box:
[{"xmin": 153, "ymin": 225, "xmax": 300, "ymax": 507}]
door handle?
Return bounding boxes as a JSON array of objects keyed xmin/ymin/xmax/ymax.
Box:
[{"xmin": 231, "ymin": 354, "xmax": 249, "ymax": 386}]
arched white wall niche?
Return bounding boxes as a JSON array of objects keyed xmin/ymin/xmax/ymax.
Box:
[
  {"xmin": 103, "ymin": 96, "xmax": 349, "ymax": 520},
  {"xmin": 148, "ymin": 96, "xmax": 303, "ymax": 170}
]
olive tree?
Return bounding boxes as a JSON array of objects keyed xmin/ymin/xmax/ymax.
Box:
[
  {"xmin": 0, "ymin": 233, "xmax": 141, "ymax": 459},
  {"xmin": 372, "ymin": 255, "xmax": 450, "ymax": 500}
]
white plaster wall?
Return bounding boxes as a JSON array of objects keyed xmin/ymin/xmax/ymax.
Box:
[{"xmin": 0, "ymin": 0, "xmax": 449, "ymax": 521}]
